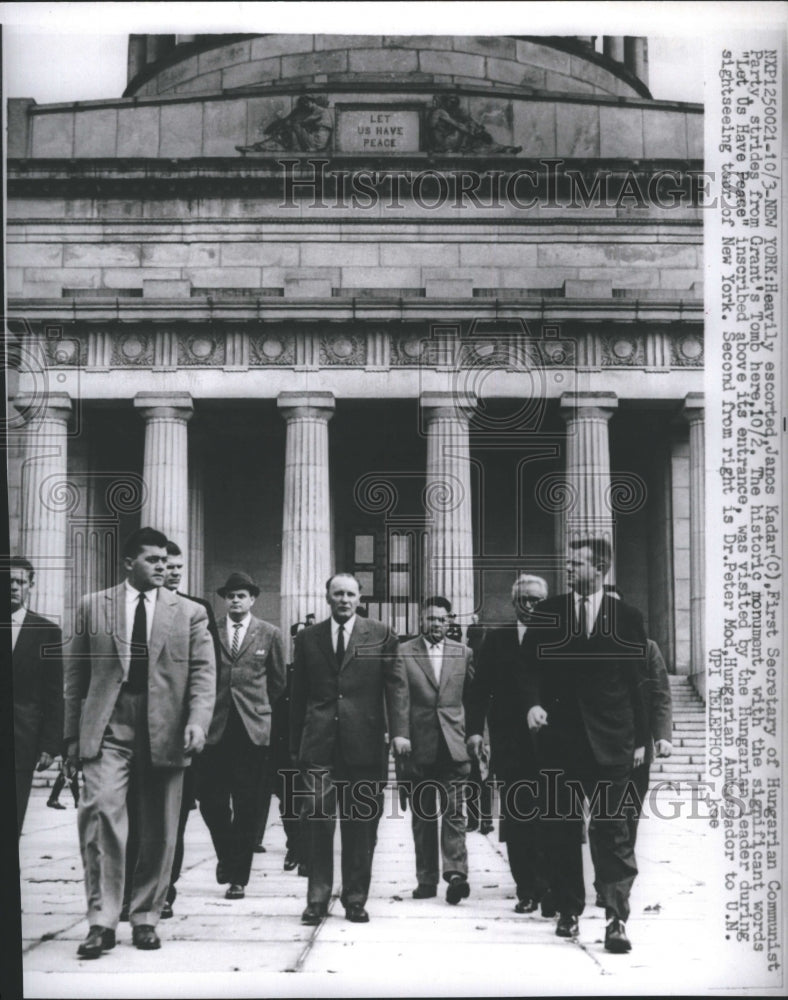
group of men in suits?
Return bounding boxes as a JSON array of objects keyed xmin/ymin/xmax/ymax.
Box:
[{"xmin": 11, "ymin": 527, "xmax": 671, "ymax": 958}]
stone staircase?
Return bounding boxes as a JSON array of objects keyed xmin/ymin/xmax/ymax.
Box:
[{"xmin": 649, "ymin": 674, "xmax": 706, "ymax": 787}]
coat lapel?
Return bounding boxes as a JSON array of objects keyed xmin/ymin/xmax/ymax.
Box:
[
  {"xmin": 106, "ymin": 584, "xmax": 128, "ymax": 672},
  {"xmin": 415, "ymin": 638, "xmax": 439, "ymax": 690},
  {"xmin": 316, "ymin": 618, "xmax": 336, "ymax": 670},
  {"xmin": 438, "ymin": 640, "xmax": 462, "ymax": 696},
  {"xmin": 341, "ymin": 617, "xmax": 366, "ymax": 670},
  {"xmin": 147, "ymin": 587, "xmax": 176, "ymax": 668},
  {"xmin": 217, "ymin": 615, "xmax": 232, "ymax": 660}
]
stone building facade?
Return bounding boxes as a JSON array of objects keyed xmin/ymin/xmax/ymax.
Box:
[{"xmin": 6, "ymin": 34, "xmax": 706, "ymax": 694}]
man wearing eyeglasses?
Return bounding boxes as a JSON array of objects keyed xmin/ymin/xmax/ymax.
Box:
[{"xmin": 466, "ymin": 574, "xmax": 550, "ymax": 916}]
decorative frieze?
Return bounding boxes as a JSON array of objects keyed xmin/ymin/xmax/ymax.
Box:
[
  {"xmin": 177, "ymin": 332, "xmax": 227, "ymax": 366},
  {"xmin": 250, "ymin": 333, "xmax": 295, "ymax": 366},
  {"xmin": 319, "ymin": 333, "xmax": 367, "ymax": 366}
]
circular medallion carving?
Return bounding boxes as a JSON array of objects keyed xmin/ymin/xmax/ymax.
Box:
[
  {"xmin": 52, "ymin": 340, "xmax": 77, "ymax": 364},
  {"xmin": 544, "ymin": 343, "xmax": 567, "ymax": 364},
  {"xmin": 188, "ymin": 336, "xmax": 215, "ymax": 360},
  {"xmin": 612, "ymin": 338, "xmax": 635, "ymax": 360},
  {"xmin": 679, "ymin": 336, "xmax": 702, "ymax": 360},
  {"xmin": 260, "ymin": 336, "xmax": 284, "ymax": 359},
  {"xmin": 329, "ymin": 336, "xmax": 354, "ymax": 359},
  {"xmin": 121, "ymin": 335, "xmax": 145, "ymax": 360},
  {"xmin": 401, "ymin": 337, "xmax": 423, "ymax": 358}
]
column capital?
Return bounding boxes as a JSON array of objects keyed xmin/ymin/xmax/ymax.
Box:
[
  {"xmin": 420, "ymin": 391, "xmax": 477, "ymax": 423},
  {"xmin": 134, "ymin": 391, "xmax": 194, "ymax": 422},
  {"xmin": 682, "ymin": 392, "xmax": 705, "ymax": 424},
  {"xmin": 560, "ymin": 392, "xmax": 618, "ymax": 421},
  {"xmin": 277, "ymin": 391, "xmax": 335, "ymax": 421},
  {"xmin": 14, "ymin": 390, "xmax": 72, "ymax": 423}
]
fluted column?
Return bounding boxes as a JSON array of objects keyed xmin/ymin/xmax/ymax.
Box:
[
  {"xmin": 559, "ymin": 392, "xmax": 618, "ymax": 574},
  {"xmin": 278, "ymin": 392, "xmax": 335, "ymax": 657},
  {"xmin": 421, "ymin": 392, "xmax": 476, "ymax": 629},
  {"xmin": 188, "ymin": 445, "xmax": 205, "ymax": 598},
  {"xmin": 15, "ymin": 391, "xmax": 72, "ymax": 625},
  {"xmin": 134, "ymin": 392, "xmax": 193, "ymax": 549},
  {"xmin": 683, "ymin": 393, "xmax": 705, "ymax": 694}
]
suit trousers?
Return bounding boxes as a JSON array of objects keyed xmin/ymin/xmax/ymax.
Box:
[
  {"xmin": 542, "ymin": 756, "xmax": 638, "ymax": 921},
  {"xmin": 196, "ymin": 705, "xmax": 270, "ymax": 886},
  {"xmin": 302, "ymin": 757, "xmax": 385, "ymax": 908},
  {"xmin": 409, "ymin": 752, "xmax": 470, "ymax": 886},
  {"xmin": 78, "ymin": 689, "xmax": 184, "ymax": 929},
  {"xmin": 499, "ymin": 769, "xmax": 549, "ymax": 903},
  {"xmin": 15, "ymin": 764, "xmax": 35, "ymax": 838}
]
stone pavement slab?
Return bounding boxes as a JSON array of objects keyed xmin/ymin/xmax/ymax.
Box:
[{"xmin": 16, "ymin": 784, "xmax": 724, "ymax": 997}]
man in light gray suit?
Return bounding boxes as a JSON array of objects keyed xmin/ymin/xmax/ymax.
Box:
[
  {"xmin": 398, "ymin": 596, "xmax": 474, "ymax": 905},
  {"xmin": 64, "ymin": 527, "xmax": 216, "ymax": 958}
]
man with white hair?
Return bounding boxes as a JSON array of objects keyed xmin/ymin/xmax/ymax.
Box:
[{"xmin": 466, "ymin": 573, "xmax": 550, "ymax": 915}]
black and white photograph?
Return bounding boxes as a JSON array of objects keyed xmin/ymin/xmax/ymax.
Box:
[{"xmin": 3, "ymin": 2, "xmax": 785, "ymax": 997}]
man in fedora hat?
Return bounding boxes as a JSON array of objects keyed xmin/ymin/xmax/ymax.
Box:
[{"xmin": 196, "ymin": 572, "xmax": 286, "ymax": 900}]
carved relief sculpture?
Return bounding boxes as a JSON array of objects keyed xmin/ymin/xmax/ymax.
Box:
[
  {"xmin": 425, "ymin": 94, "xmax": 522, "ymax": 155},
  {"xmin": 237, "ymin": 95, "xmax": 333, "ymax": 154}
]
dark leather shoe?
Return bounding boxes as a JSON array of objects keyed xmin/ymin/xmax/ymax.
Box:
[
  {"xmin": 253, "ymin": 844, "xmax": 267, "ymax": 853},
  {"xmin": 445, "ymin": 876, "xmax": 470, "ymax": 905},
  {"xmin": 297, "ymin": 862, "xmax": 308, "ymax": 877},
  {"xmin": 77, "ymin": 926, "xmax": 115, "ymax": 959},
  {"xmin": 132, "ymin": 925, "xmax": 161, "ymax": 950},
  {"xmin": 119, "ymin": 904, "xmax": 130, "ymax": 923},
  {"xmin": 301, "ymin": 903, "xmax": 327, "ymax": 926},
  {"xmin": 412, "ymin": 884, "xmax": 437, "ymax": 899},
  {"xmin": 284, "ymin": 849, "xmax": 297, "ymax": 871},
  {"xmin": 466, "ymin": 817, "xmax": 479, "ymax": 832},
  {"xmin": 47, "ymin": 800, "xmax": 67, "ymax": 809},
  {"xmin": 216, "ymin": 861, "xmax": 229, "ymax": 885},
  {"xmin": 514, "ymin": 897, "xmax": 539, "ymax": 914},
  {"xmin": 556, "ymin": 913, "xmax": 579, "ymax": 938},
  {"xmin": 480, "ymin": 821, "xmax": 494, "ymax": 835},
  {"xmin": 346, "ymin": 905, "xmax": 369, "ymax": 923},
  {"xmin": 160, "ymin": 900, "xmax": 173, "ymax": 919},
  {"xmin": 604, "ymin": 917, "xmax": 632, "ymax": 953},
  {"xmin": 540, "ymin": 891, "xmax": 557, "ymax": 918},
  {"xmin": 225, "ymin": 883, "xmax": 245, "ymax": 899}
]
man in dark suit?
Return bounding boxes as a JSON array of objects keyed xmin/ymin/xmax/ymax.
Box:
[
  {"xmin": 290, "ymin": 572, "xmax": 410, "ymax": 925},
  {"xmin": 522, "ymin": 537, "xmax": 647, "ymax": 954},
  {"xmin": 122, "ymin": 540, "xmax": 223, "ymax": 919},
  {"xmin": 10, "ymin": 557, "xmax": 64, "ymax": 837},
  {"xmin": 197, "ymin": 571, "xmax": 286, "ymax": 899},
  {"xmin": 65, "ymin": 527, "xmax": 216, "ymax": 958},
  {"xmin": 399, "ymin": 597, "xmax": 473, "ymax": 904},
  {"xmin": 466, "ymin": 574, "xmax": 550, "ymax": 914}
]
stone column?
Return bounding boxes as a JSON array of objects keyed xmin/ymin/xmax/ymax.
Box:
[
  {"xmin": 278, "ymin": 392, "xmax": 335, "ymax": 657},
  {"xmin": 188, "ymin": 445, "xmax": 206, "ymax": 598},
  {"xmin": 683, "ymin": 393, "xmax": 705, "ymax": 696},
  {"xmin": 15, "ymin": 392, "xmax": 73, "ymax": 625},
  {"xmin": 559, "ymin": 392, "xmax": 618, "ymax": 578},
  {"xmin": 134, "ymin": 392, "xmax": 193, "ymax": 550},
  {"xmin": 421, "ymin": 392, "xmax": 476, "ymax": 629}
]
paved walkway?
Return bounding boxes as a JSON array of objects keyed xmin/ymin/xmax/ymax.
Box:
[{"xmin": 20, "ymin": 783, "xmax": 716, "ymax": 997}]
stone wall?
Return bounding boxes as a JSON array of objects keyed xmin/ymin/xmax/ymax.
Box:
[{"xmin": 127, "ymin": 36, "xmax": 645, "ymax": 100}]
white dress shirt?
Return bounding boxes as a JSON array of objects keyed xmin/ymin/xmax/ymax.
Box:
[
  {"xmin": 124, "ymin": 581, "xmax": 156, "ymax": 645},
  {"xmin": 227, "ymin": 612, "xmax": 252, "ymax": 652},
  {"xmin": 11, "ymin": 605, "xmax": 27, "ymax": 652},
  {"xmin": 423, "ymin": 635, "xmax": 444, "ymax": 684},
  {"xmin": 331, "ymin": 614, "xmax": 356, "ymax": 653},
  {"xmin": 517, "ymin": 622, "xmax": 527, "ymax": 646},
  {"xmin": 573, "ymin": 588, "xmax": 604, "ymax": 637}
]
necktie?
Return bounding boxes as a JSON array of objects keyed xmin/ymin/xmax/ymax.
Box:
[
  {"xmin": 335, "ymin": 623, "xmax": 345, "ymax": 666},
  {"xmin": 578, "ymin": 597, "xmax": 589, "ymax": 639},
  {"xmin": 231, "ymin": 622, "xmax": 242, "ymax": 657},
  {"xmin": 128, "ymin": 592, "xmax": 148, "ymax": 692},
  {"xmin": 429, "ymin": 641, "xmax": 442, "ymax": 683}
]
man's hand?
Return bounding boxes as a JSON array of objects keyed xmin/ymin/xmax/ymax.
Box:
[
  {"xmin": 391, "ymin": 736, "xmax": 411, "ymax": 757},
  {"xmin": 527, "ymin": 706, "xmax": 548, "ymax": 731},
  {"xmin": 35, "ymin": 752, "xmax": 54, "ymax": 772},
  {"xmin": 65, "ymin": 742, "xmax": 80, "ymax": 780},
  {"xmin": 655, "ymin": 739, "xmax": 672, "ymax": 758},
  {"xmin": 184, "ymin": 724, "xmax": 206, "ymax": 755},
  {"xmin": 633, "ymin": 745, "xmax": 646, "ymax": 767},
  {"xmin": 466, "ymin": 734, "xmax": 484, "ymax": 759}
]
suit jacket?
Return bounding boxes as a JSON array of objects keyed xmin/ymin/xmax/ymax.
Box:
[
  {"xmin": 64, "ymin": 583, "xmax": 216, "ymax": 768},
  {"xmin": 13, "ymin": 610, "xmax": 64, "ymax": 771},
  {"xmin": 290, "ymin": 615, "xmax": 409, "ymax": 775},
  {"xmin": 208, "ymin": 614, "xmax": 286, "ymax": 746},
  {"xmin": 465, "ymin": 625, "xmax": 537, "ymax": 778},
  {"xmin": 520, "ymin": 593, "xmax": 648, "ymax": 768},
  {"xmin": 178, "ymin": 592, "xmax": 222, "ymax": 681},
  {"xmin": 645, "ymin": 638, "xmax": 673, "ymax": 766},
  {"xmin": 398, "ymin": 635, "xmax": 472, "ymax": 766}
]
